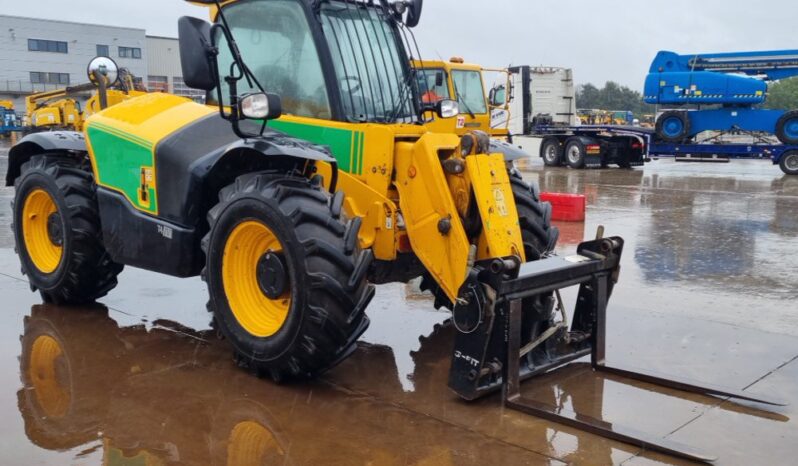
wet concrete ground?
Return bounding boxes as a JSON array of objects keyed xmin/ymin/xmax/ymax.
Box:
[{"xmin": 0, "ymin": 142, "xmax": 797, "ymax": 465}]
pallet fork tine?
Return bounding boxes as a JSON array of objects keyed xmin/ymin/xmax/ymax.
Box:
[{"xmin": 448, "ymin": 236, "xmax": 787, "ymax": 464}]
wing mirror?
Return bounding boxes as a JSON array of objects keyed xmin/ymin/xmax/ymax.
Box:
[
  {"xmin": 178, "ymin": 16, "xmax": 215, "ymax": 91},
  {"xmin": 86, "ymin": 56, "xmax": 119, "ymax": 87},
  {"xmin": 393, "ymin": 0, "xmax": 423, "ymax": 27}
]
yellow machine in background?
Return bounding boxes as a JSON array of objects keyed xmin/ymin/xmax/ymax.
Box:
[
  {"xmin": 577, "ymin": 108, "xmax": 612, "ymax": 125},
  {"xmin": 415, "ymin": 58, "xmax": 513, "ymax": 140},
  {"xmin": 25, "ymin": 64, "xmax": 147, "ymax": 132}
]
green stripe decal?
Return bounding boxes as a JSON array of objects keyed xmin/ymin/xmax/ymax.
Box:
[
  {"xmin": 86, "ymin": 124, "xmax": 157, "ymax": 214},
  {"xmin": 357, "ymin": 132, "xmax": 366, "ymax": 175},
  {"xmin": 267, "ymin": 120, "xmax": 361, "ymax": 175},
  {"xmin": 353, "ymin": 131, "xmax": 361, "ymax": 175}
]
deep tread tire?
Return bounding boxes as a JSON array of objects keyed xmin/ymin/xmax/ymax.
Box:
[
  {"xmin": 655, "ymin": 110, "xmax": 691, "ymax": 143},
  {"xmin": 509, "ymin": 170, "xmax": 559, "ymax": 258},
  {"xmin": 202, "ymin": 173, "xmax": 374, "ymax": 381},
  {"xmin": 776, "ymin": 111, "xmax": 798, "ymax": 145},
  {"xmin": 12, "ymin": 155, "xmax": 123, "ymax": 304}
]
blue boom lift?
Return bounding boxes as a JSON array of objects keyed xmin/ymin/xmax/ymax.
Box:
[
  {"xmin": 0, "ymin": 105, "xmax": 21, "ymax": 138},
  {"xmin": 644, "ymin": 50, "xmax": 798, "ymax": 145}
]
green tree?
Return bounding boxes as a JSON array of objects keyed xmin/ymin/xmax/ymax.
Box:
[
  {"xmin": 576, "ymin": 81, "xmax": 656, "ymax": 116},
  {"xmin": 764, "ymin": 78, "xmax": 798, "ymax": 110}
]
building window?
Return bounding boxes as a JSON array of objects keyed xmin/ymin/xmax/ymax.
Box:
[
  {"xmin": 119, "ymin": 46, "xmax": 142, "ymax": 59},
  {"xmin": 30, "ymin": 72, "xmax": 70, "ymax": 85},
  {"xmin": 97, "ymin": 44, "xmax": 109, "ymax": 57},
  {"xmin": 28, "ymin": 39, "xmax": 68, "ymax": 54},
  {"xmin": 147, "ymin": 75, "xmax": 169, "ymax": 92}
]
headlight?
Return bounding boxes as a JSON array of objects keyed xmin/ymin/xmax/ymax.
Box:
[{"xmin": 240, "ymin": 93, "xmax": 270, "ymax": 119}]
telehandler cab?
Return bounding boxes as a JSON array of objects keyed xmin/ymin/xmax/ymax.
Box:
[{"xmin": 6, "ymin": 0, "xmax": 785, "ymax": 461}]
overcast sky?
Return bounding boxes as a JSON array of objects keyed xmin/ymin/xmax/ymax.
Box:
[{"xmin": 4, "ymin": 1, "xmax": 795, "ymax": 89}]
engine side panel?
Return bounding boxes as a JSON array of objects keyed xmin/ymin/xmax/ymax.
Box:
[{"xmin": 84, "ymin": 93, "xmax": 215, "ymax": 216}]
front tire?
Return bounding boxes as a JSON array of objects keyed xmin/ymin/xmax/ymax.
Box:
[
  {"xmin": 12, "ymin": 155, "xmax": 122, "ymax": 304},
  {"xmin": 203, "ymin": 173, "xmax": 374, "ymax": 381}
]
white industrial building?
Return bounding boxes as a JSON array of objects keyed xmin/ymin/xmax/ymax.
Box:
[
  {"xmin": 0, "ymin": 15, "xmax": 201, "ymax": 113},
  {"xmin": 146, "ymin": 35, "xmax": 203, "ymax": 100}
]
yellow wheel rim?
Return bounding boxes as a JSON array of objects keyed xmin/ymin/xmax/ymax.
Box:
[
  {"xmin": 29, "ymin": 335, "xmax": 70, "ymax": 418},
  {"xmin": 226, "ymin": 420, "xmax": 283, "ymax": 466},
  {"xmin": 222, "ymin": 221, "xmax": 291, "ymax": 337},
  {"xmin": 22, "ymin": 189, "xmax": 63, "ymax": 274}
]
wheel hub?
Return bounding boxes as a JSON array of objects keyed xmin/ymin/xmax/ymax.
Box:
[
  {"xmin": 567, "ymin": 146, "xmax": 581, "ymax": 163},
  {"xmin": 256, "ymin": 251, "xmax": 287, "ymax": 299},
  {"xmin": 46, "ymin": 213, "xmax": 63, "ymax": 247},
  {"xmin": 663, "ymin": 118, "xmax": 683, "ymax": 136},
  {"xmin": 786, "ymin": 154, "xmax": 798, "ymax": 170}
]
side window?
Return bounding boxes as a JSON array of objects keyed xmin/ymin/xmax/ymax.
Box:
[
  {"xmin": 216, "ymin": 0, "xmax": 331, "ymax": 119},
  {"xmin": 416, "ymin": 69, "xmax": 450, "ymax": 104}
]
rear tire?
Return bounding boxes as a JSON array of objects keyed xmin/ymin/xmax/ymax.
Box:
[
  {"xmin": 564, "ymin": 138, "xmax": 586, "ymax": 169},
  {"xmin": 656, "ymin": 111, "xmax": 690, "ymax": 143},
  {"xmin": 12, "ymin": 155, "xmax": 122, "ymax": 304},
  {"xmin": 540, "ymin": 137, "xmax": 562, "ymax": 167},
  {"xmin": 780, "ymin": 150, "xmax": 798, "ymax": 175},
  {"xmin": 775, "ymin": 111, "xmax": 798, "ymax": 145},
  {"xmin": 202, "ymin": 173, "xmax": 374, "ymax": 381}
]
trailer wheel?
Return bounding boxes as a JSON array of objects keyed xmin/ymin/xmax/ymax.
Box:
[
  {"xmin": 12, "ymin": 155, "xmax": 123, "ymax": 304},
  {"xmin": 780, "ymin": 150, "xmax": 798, "ymax": 175},
  {"xmin": 656, "ymin": 111, "xmax": 690, "ymax": 143},
  {"xmin": 203, "ymin": 173, "xmax": 374, "ymax": 381},
  {"xmin": 540, "ymin": 137, "xmax": 562, "ymax": 167},
  {"xmin": 775, "ymin": 111, "xmax": 798, "ymax": 145},
  {"xmin": 564, "ymin": 138, "xmax": 586, "ymax": 169}
]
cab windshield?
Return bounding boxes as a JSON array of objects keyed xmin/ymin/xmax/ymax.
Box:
[
  {"xmin": 320, "ymin": 1, "xmax": 418, "ymax": 123},
  {"xmin": 452, "ymin": 70, "xmax": 488, "ymax": 115},
  {"xmin": 214, "ymin": 0, "xmax": 417, "ymax": 123}
]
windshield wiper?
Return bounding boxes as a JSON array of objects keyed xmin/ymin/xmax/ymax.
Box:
[
  {"xmin": 455, "ymin": 89, "xmax": 476, "ymax": 119},
  {"xmin": 388, "ymin": 67, "xmax": 416, "ymax": 122}
]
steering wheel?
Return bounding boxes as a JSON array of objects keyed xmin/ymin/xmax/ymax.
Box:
[{"xmin": 340, "ymin": 75, "xmax": 362, "ymax": 93}]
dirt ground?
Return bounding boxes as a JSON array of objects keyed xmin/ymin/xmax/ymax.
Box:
[{"xmin": 1, "ymin": 141, "xmax": 797, "ymax": 465}]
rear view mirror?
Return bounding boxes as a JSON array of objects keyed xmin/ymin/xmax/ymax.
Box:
[
  {"xmin": 406, "ymin": 0, "xmax": 423, "ymax": 28},
  {"xmin": 435, "ymin": 71, "xmax": 444, "ymax": 87},
  {"xmin": 87, "ymin": 56, "xmax": 119, "ymax": 87},
  {"xmin": 178, "ymin": 16, "xmax": 215, "ymax": 91},
  {"xmin": 490, "ymin": 85, "xmax": 506, "ymax": 107}
]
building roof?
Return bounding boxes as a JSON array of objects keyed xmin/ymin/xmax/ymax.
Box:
[{"xmin": 0, "ymin": 14, "xmax": 146, "ymax": 32}]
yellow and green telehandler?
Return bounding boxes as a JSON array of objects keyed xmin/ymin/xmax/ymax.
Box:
[{"xmin": 5, "ymin": 1, "xmax": 784, "ymax": 461}]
